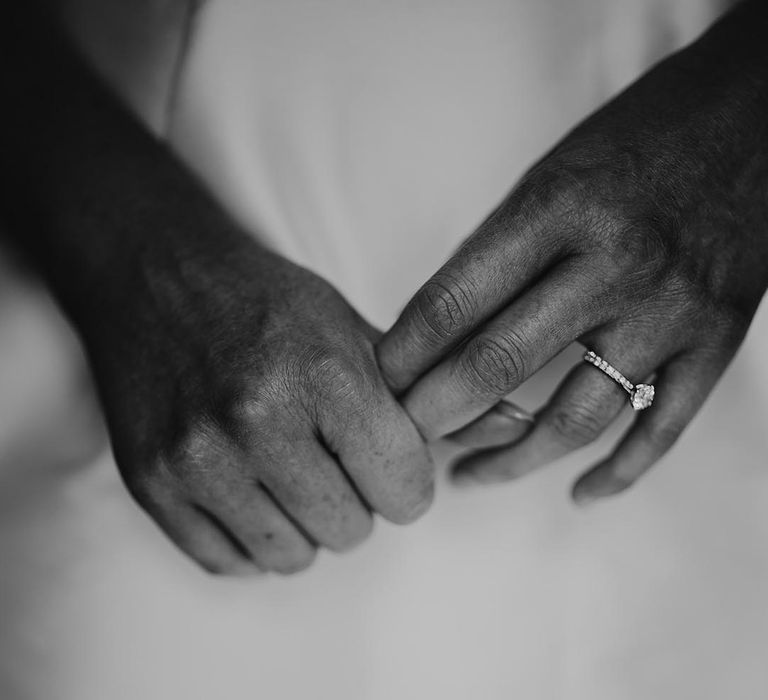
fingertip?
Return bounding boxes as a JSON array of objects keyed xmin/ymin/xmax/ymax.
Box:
[
  {"xmin": 380, "ymin": 475, "xmax": 436, "ymax": 526},
  {"xmin": 397, "ymin": 440, "xmax": 438, "ymax": 523},
  {"xmin": 326, "ymin": 510, "xmax": 375, "ymax": 554},
  {"xmin": 450, "ymin": 448, "xmax": 525, "ymax": 487},
  {"xmin": 571, "ymin": 481, "xmax": 599, "ymax": 508},
  {"xmin": 405, "ymin": 480, "xmax": 437, "ymax": 524},
  {"xmin": 447, "ymin": 401, "xmax": 534, "ymax": 449},
  {"xmin": 270, "ymin": 545, "xmax": 318, "ymax": 576},
  {"xmin": 571, "ymin": 464, "xmax": 632, "ymax": 507},
  {"xmin": 366, "ymin": 444, "xmax": 435, "ymax": 525}
]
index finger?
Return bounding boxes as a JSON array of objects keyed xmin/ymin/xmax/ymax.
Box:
[
  {"xmin": 377, "ymin": 177, "xmax": 572, "ymax": 394},
  {"xmin": 317, "ymin": 372, "xmax": 436, "ymax": 526},
  {"xmin": 401, "ymin": 261, "xmax": 607, "ymax": 440}
]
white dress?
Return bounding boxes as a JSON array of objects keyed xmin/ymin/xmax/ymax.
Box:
[{"xmin": 2, "ymin": 1, "xmax": 767, "ymax": 698}]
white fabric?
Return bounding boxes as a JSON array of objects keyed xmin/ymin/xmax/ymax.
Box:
[{"xmin": 3, "ymin": 1, "xmax": 768, "ymax": 698}]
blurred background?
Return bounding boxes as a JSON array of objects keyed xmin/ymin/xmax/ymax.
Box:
[{"xmin": 2, "ymin": 1, "xmax": 767, "ymax": 698}]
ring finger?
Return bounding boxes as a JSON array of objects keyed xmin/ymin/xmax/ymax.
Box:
[{"xmin": 451, "ymin": 329, "xmax": 671, "ymax": 485}]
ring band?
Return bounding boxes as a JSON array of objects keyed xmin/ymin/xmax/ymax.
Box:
[{"xmin": 583, "ymin": 350, "xmax": 655, "ymax": 411}]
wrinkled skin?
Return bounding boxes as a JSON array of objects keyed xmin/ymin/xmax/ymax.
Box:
[
  {"xmin": 378, "ymin": 5, "xmax": 768, "ymax": 503},
  {"xmin": 85, "ymin": 231, "xmax": 434, "ymax": 575},
  {"xmin": 2, "ymin": 6, "xmax": 435, "ymax": 577},
  {"xmin": 4, "ymin": 2, "xmax": 767, "ymax": 577}
]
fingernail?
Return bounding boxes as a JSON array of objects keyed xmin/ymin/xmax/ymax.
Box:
[{"xmin": 494, "ymin": 401, "xmax": 535, "ymax": 423}]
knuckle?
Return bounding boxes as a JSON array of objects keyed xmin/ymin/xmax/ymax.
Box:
[
  {"xmin": 461, "ymin": 334, "xmax": 527, "ymax": 396},
  {"xmin": 549, "ymin": 400, "xmax": 605, "ymax": 447},
  {"xmin": 589, "ymin": 208, "xmax": 679, "ymax": 295},
  {"xmin": 220, "ymin": 379, "xmax": 298, "ymax": 443},
  {"xmin": 291, "ymin": 346, "xmax": 376, "ymax": 410},
  {"xmin": 163, "ymin": 423, "xmax": 224, "ymax": 483},
  {"xmin": 226, "ymin": 392, "xmax": 277, "ymax": 427},
  {"xmin": 518, "ymin": 165, "xmax": 583, "ymax": 220},
  {"xmin": 123, "ymin": 463, "xmax": 165, "ymax": 509},
  {"xmin": 546, "ymin": 174, "xmax": 589, "ymax": 221},
  {"xmin": 219, "ymin": 355, "xmax": 343, "ymax": 434},
  {"xmin": 413, "ymin": 273, "xmax": 477, "ymax": 343},
  {"xmin": 305, "ymin": 349, "xmax": 365, "ymax": 397}
]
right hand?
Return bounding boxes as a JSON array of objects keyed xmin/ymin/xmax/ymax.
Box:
[
  {"xmin": 0, "ymin": 3, "xmax": 433, "ymax": 577},
  {"xmin": 81, "ymin": 228, "xmax": 434, "ymax": 576}
]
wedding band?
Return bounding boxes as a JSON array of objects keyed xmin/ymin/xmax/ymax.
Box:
[{"xmin": 583, "ymin": 350, "xmax": 655, "ymax": 410}]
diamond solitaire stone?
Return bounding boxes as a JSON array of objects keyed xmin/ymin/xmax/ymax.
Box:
[
  {"xmin": 584, "ymin": 350, "xmax": 655, "ymax": 411},
  {"xmin": 631, "ymin": 383, "xmax": 655, "ymax": 411}
]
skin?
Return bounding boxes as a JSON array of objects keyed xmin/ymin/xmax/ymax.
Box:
[
  {"xmin": 2, "ymin": 1, "xmax": 765, "ymax": 576},
  {"xmin": 85, "ymin": 231, "xmax": 435, "ymax": 575},
  {"xmin": 1, "ymin": 6, "xmax": 433, "ymax": 575},
  {"xmin": 378, "ymin": 0, "xmax": 768, "ymax": 504}
]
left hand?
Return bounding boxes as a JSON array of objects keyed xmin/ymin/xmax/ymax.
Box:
[{"xmin": 377, "ymin": 2, "xmax": 768, "ymax": 503}]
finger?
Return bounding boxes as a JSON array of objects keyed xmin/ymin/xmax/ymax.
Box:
[
  {"xmin": 255, "ymin": 432, "xmax": 374, "ymax": 553},
  {"xmin": 403, "ymin": 261, "xmax": 610, "ymax": 440},
  {"xmin": 571, "ymin": 353, "xmax": 724, "ymax": 505},
  {"xmin": 447, "ymin": 400, "xmax": 534, "ymax": 449},
  {"xmin": 378, "ymin": 178, "xmax": 572, "ymax": 394},
  {"xmin": 135, "ymin": 487, "xmax": 261, "ymax": 576},
  {"xmin": 319, "ymin": 376, "xmax": 435, "ymax": 526},
  {"xmin": 451, "ymin": 338, "xmax": 662, "ymax": 485},
  {"xmin": 158, "ymin": 427, "xmax": 320, "ymax": 574},
  {"xmin": 205, "ymin": 479, "xmax": 318, "ymax": 575}
]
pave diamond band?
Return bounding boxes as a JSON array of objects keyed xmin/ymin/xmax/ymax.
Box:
[{"xmin": 583, "ymin": 350, "xmax": 655, "ymax": 411}]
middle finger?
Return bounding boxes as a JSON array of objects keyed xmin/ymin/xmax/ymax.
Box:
[{"xmin": 402, "ymin": 260, "xmax": 611, "ymax": 439}]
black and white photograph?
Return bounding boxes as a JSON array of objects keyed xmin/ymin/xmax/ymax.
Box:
[{"xmin": 1, "ymin": 1, "xmax": 767, "ymax": 698}]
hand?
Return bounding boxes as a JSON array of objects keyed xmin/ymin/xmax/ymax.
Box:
[
  {"xmin": 85, "ymin": 230, "xmax": 433, "ymax": 575},
  {"xmin": 0, "ymin": 5, "xmax": 435, "ymax": 575},
  {"xmin": 378, "ymin": 2, "xmax": 768, "ymax": 503}
]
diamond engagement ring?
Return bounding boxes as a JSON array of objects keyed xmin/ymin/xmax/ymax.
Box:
[{"xmin": 583, "ymin": 350, "xmax": 655, "ymax": 410}]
